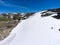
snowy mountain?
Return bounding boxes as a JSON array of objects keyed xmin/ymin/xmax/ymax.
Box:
[{"xmin": 0, "ymin": 8, "xmax": 60, "ymax": 45}]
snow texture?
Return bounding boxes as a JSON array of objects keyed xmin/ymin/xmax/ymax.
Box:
[{"xmin": 0, "ymin": 11, "xmax": 60, "ymax": 45}]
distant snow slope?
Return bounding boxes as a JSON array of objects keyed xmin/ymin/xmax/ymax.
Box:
[{"xmin": 1, "ymin": 9, "xmax": 60, "ymax": 45}]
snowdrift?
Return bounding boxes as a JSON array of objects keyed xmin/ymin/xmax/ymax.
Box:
[{"xmin": 0, "ymin": 10, "xmax": 60, "ymax": 45}]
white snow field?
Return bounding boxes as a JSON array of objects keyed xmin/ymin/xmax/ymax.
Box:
[{"xmin": 0, "ymin": 11, "xmax": 60, "ymax": 45}]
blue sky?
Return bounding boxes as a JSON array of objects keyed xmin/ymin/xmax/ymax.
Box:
[{"xmin": 0, "ymin": 0, "xmax": 60, "ymax": 13}]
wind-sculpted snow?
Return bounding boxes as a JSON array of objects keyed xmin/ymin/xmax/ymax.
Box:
[
  {"xmin": 41, "ymin": 11, "xmax": 57, "ymax": 17},
  {"xmin": 1, "ymin": 8, "xmax": 60, "ymax": 45},
  {"xmin": 41, "ymin": 8, "xmax": 60, "ymax": 19}
]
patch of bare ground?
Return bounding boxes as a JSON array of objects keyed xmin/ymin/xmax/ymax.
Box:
[
  {"xmin": 0, "ymin": 20, "xmax": 19, "ymax": 41},
  {"xmin": 0, "ymin": 12, "xmax": 35, "ymax": 41}
]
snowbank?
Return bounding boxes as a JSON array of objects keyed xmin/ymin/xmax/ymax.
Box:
[{"xmin": 0, "ymin": 11, "xmax": 60, "ymax": 45}]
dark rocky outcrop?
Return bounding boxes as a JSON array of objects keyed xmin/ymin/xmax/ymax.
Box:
[{"xmin": 41, "ymin": 8, "xmax": 60, "ymax": 19}]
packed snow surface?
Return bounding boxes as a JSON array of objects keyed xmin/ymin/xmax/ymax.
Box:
[{"xmin": 0, "ymin": 11, "xmax": 60, "ymax": 45}]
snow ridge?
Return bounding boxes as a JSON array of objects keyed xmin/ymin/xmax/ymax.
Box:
[{"xmin": 1, "ymin": 8, "xmax": 60, "ymax": 45}]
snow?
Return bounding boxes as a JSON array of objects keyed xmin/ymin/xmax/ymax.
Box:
[
  {"xmin": 0, "ymin": 11, "xmax": 60, "ymax": 45},
  {"xmin": 21, "ymin": 13, "xmax": 25, "ymax": 15}
]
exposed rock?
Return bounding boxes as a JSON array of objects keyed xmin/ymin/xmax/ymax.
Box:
[{"xmin": 41, "ymin": 8, "xmax": 60, "ymax": 20}]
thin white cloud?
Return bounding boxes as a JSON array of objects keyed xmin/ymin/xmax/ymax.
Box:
[
  {"xmin": 0, "ymin": 0, "xmax": 27, "ymax": 9},
  {"xmin": 0, "ymin": 0, "xmax": 5, "ymax": 4},
  {"xmin": 0, "ymin": 0, "xmax": 37, "ymax": 12}
]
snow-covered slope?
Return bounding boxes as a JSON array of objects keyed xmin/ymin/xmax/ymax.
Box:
[{"xmin": 0, "ymin": 9, "xmax": 60, "ymax": 45}]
